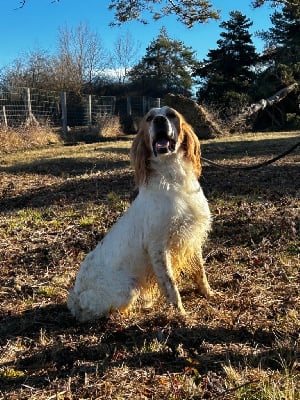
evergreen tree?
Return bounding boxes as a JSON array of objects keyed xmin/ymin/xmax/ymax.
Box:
[
  {"xmin": 128, "ymin": 28, "xmax": 199, "ymax": 97},
  {"xmin": 253, "ymin": 0, "xmax": 300, "ymax": 101},
  {"xmin": 195, "ymin": 11, "xmax": 258, "ymax": 114},
  {"xmin": 259, "ymin": 0, "xmax": 300, "ymax": 66}
]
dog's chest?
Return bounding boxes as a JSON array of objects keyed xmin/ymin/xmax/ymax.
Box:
[{"xmin": 168, "ymin": 194, "xmax": 202, "ymax": 239}]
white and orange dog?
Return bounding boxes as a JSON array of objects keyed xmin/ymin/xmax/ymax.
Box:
[{"xmin": 67, "ymin": 106, "xmax": 214, "ymax": 321}]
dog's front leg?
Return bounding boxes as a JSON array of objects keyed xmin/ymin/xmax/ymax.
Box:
[{"xmin": 148, "ymin": 247, "xmax": 185, "ymax": 314}]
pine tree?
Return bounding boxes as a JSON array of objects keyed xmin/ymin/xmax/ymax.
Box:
[
  {"xmin": 259, "ymin": 0, "xmax": 300, "ymax": 66},
  {"xmin": 195, "ymin": 11, "xmax": 258, "ymax": 113},
  {"xmin": 128, "ymin": 28, "xmax": 199, "ymax": 97},
  {"xmin": 253, "ymin": 0, "xmax": 300, "ymax": 99}
]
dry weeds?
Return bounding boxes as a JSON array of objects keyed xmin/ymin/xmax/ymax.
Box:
[
  {"xmin": 0, "ymin": 126, "xmax": 61, "ymax": 153},
  {"xmin": 0, "ymin": 132, "xmax": 299, "ymax": 399}
]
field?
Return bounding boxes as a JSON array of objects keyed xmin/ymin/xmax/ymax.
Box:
[{"xmin": 0, "ymin": 131, "xmax": 299, "ymax": 399}]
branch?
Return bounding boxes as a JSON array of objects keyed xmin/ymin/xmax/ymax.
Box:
[
  {"xmin": 15, "ymin": 0, "xmax": 59, "ymax": 8},
  {"xmin": 251, "ymin": 0, "xmax": 298, "ymax": 7},
  {"xmin": 109, "ymin": 0, "xmax": 220, "ymax": 28},
  {"xmin": 15, "ymin": 0, "xmax": 25, "ymax": 8}
]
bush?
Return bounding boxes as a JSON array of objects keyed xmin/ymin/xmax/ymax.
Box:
[
  {"xmin": 286, "ymin": 113, "xmax": 300, "ymax": 130},
  {"xmin": 96, "ymin": 114, "xmax": 122, "ymax": 138}
]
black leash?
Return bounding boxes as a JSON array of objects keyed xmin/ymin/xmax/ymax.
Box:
[{"xmin": 201, "ymin": 141, "xmax": 300, "ymax": 170}]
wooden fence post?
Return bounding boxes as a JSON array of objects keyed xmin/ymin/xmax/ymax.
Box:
[
  {"xmin": 61, "ymin": 91, "xmax": 68, "ymax": 135},
  {"xmin": 25, "ymin": 87, "xmax": 38, "ymax": 125},
  {"xmin": 2, "ymin": 105, "xmax": 8, "ymax": 127}
]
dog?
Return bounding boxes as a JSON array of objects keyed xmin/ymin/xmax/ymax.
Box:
[{"xmin": 67, "ymin": 106, "xmax": 214, "ymax": 321}]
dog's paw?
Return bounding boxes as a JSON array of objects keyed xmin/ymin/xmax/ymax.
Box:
[
  {"xmin": 206, "ymin": 290, "xmax": 223, "ymax": 301},
  {"xmin": 172, "ymin": 302, "xmax": 186, "ymax": 316}
]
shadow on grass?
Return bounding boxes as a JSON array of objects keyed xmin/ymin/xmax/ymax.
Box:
[
  {"xmin": 0, "ymin": 155, "xmax": 130, "ymax": 177},
  {"xmin": 0, "ymin": 169, "xmax": 134, "ymax": 212},
  {"xmin": 0, "ymin": 305, "xmax": 299, "ymax": 396},
  {"xmin": 1, "ymin": 159, "xmax": 299, "ymax": 214},
  {"xmin": 201, "ymin": 135, "xmax": 300, "ymax": 160},
  {"xmin": 1, "ymin": 302, "xmax": 297, "ymax": 393},
  {"xmin": 202, "ymin": 163, "xmax": 300, "ymax": 199}
]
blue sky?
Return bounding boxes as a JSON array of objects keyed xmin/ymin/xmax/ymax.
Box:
[{"xmin": 0, "ymin": 0, "xmax": 274, "ymax": 69}]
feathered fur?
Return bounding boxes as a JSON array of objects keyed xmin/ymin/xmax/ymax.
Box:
[{"xmin": 67, "ymin": 106, "xmax": 214, "ymax": 321}]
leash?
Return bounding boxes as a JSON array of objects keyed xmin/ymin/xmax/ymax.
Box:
[{"xmin": 201, "ymin": 141, "xmax": 300, "ymax": 170}]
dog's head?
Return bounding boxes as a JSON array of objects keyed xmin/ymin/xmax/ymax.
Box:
[{"xmin": 131, "ymin": 106, "xmax": 201, "ymax": 186}]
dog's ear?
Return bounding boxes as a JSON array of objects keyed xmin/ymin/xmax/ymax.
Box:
[
  {"xmin": 130, "ymin": 119, "xmax": 152, "ymax": 187},
  {"xmin": 181, "ymin": 121, "xmax": 201, "ymax": 179}
]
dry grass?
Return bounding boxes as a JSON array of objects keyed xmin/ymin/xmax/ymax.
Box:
[
  {"xmin": 97, "ymin": 115, "xmax": 123, "ymax": 138},
  {"xmin": 0, "ymin": 125, "xmax": 61, "ymax": 152},
  {"xmin": 0, "ymin": 131, "xmax": 299, "ymax": 399}
]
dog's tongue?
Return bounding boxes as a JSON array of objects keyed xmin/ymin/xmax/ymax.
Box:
[{"xmin": 155, "ymin": 139, "xmax": 170, "ymax": 154}]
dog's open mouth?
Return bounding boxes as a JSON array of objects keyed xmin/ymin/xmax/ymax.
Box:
[{"xmin": 153, "ymin": 137, "xmax": 176, "ymax": 157}]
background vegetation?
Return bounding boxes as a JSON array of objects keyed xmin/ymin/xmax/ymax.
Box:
[{"xmin": 1, "ymin": 0, "xmax": 300, "ymax": 131}]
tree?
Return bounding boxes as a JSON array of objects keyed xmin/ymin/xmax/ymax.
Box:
[
  {"xmin": 258, "ymin": 0, "xmax": 300, "ymax": 66},
  {"xmin": 195, "ymin": 11, "xmax": 259, "ymax": 115},
  {"xmin": 108, "ymin": 0, "xmax": 298, "ymax": 27},
  {"xmin": 0, "ymin": 22, "xmax": 109, "ymax": 94},
  {"xmin": 251, "ymin": 0, "xmax": 298, "ymax": 7},
  {"xmin": 16, "ymin": 1, "xmax": 293, "ymax": 27},
  {"xmin": 128, "ymin": 27, "xmax": 199, "ymax": 97},
  {"xmin": 110, "ymin": 31, "xmax": 140, "ymax": 85},
  {"xmin": 16, "ymin": 0, "xmax": 219, "ymax": 27},
  {"xmin": 108, "ymin": 0, "xmax": 220, "ymax": 27},
  {"xmin": 0, "ymin": 49, "xmax": 55, "ymax": 90},
  {"xmin": 54, "ymin": 22, "xmax": 108, "ymax": 93},
  {"xmin": 251, "ymin": 0, "xmax": 300, "ymax": 117}
]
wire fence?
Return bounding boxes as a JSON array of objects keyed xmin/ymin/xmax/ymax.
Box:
[{"xmin": 0, "ymin": 87, "xmax": 162, "ymax": 132}]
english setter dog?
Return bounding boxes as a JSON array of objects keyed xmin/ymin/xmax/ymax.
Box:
[{"xmin": 67, "ymin": 106, "xmax": 214, "ymax": 321}]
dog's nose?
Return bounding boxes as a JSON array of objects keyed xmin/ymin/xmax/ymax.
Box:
[{"xmin": 154, "ymin": 115, "xmax": 168, "ymax": 129}]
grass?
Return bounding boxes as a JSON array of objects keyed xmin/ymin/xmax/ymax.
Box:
[
  {"xmin": 0, "ymin": 130, "xmax": 299, "ymax": 399},
  {"xmin": 0, "ymin": 125, "xmax": 61, "ymax": 152}
]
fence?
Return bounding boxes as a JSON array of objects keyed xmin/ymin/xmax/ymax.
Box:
[{"xmin": 0, "ymin": 87, "xmax": 162, "ymax": 134}]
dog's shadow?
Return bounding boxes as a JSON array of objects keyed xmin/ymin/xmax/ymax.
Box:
[{"xmin": 0, "ymin": 302, "xmax": 283, "ymax": 393}]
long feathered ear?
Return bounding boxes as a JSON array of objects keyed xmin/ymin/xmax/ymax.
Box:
[
  {"xmin": 130, "ymin": 123, "xmax": 152, "ymax": 187},
  {"xmin": 181, "ymin": 121, "xmax": 201, "ymax": 179}
]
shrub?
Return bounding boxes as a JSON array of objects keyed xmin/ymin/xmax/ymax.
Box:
[
  {"xmin": 97, "ymin": 114, "xmax": 122, "ymax": 138},
  {"xmin": 286, "ymin": 113, "xmax": 300, "ymax": 130}
]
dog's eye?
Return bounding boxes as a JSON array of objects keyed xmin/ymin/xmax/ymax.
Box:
[
  {"xmin": 146, "ymin": 115, "xmax": 154, "ymax": 122},
  {"xmin": 166, "ymin": 111, "xmax": 176, "ymax": 119}
]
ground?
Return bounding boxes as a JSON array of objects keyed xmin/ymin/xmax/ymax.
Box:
[{"xmin": 0, "ymin": 132, "xmax": 299, "ymax": 399}]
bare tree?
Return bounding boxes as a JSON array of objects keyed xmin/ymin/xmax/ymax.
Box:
[
  {"xmin": 0, "ymin": 49, "xmax": 55, "ymax": 90},
  {"xmin": 53, "ymin": 22, "xmax": 109, "ymax": 93},
  {"xmin": 110, "ymin": 31, "xmax": 140, "ymax": 84}
]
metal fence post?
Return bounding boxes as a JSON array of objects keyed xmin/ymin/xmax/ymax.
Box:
[
  {"xmin": 88, "ymin": 94, "xmax": 92, "ymax": 129},
  {"xmin": 127, "ymin": 96, "xmax": 132, "ymax": 116},
  {"xmin": 61, "ymin": 91, "xmax": 67, "ymax": 135}
]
